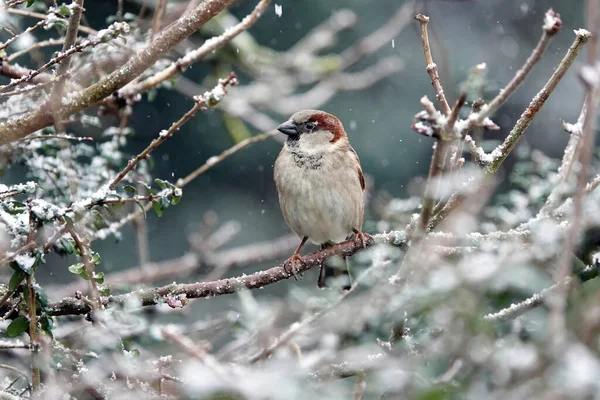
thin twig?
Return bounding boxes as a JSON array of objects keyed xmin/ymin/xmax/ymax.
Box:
[
  {"xmin": 0, "ymin": 28, "xmax": 125, "ymax": 94},
  {"xmin": 248, "ymin": 260, "xmax": 382, "ymax": 363},
  {"xmin": 24, "ymin": 213, "xmax": 40, "ymax": 393},
  {"xmin": 414, "ymin": 14, "xmax": 454, "ymax": 234},
  {"xmin": 474, "ymin": 9, "xmax": 562, "ymax": 123},
  {"xmin": 161, "ymin": 326, "xmax": 233, "ymax": 383},
  {"xmin": 177, "ymin": 130, "xmax": 276, "ymax": 187},
  {"xmin": 17, "ymin": 134, "xmax": 93, "ymax": 142},
  {"xmin": 4, "ymin": 8, "xmax": 97, "ymax": 35},
  {"xmin": 0, "ymin": 19, "xmax": 46, "ymax": 52},
  {"xmin": 418, "ymin": 94, "xmax": 465, "ymax": 233},
  {"xmin": 109, "ymin": 73, "xmax": 238, "ymax": 190},
  {"xmin": 151, "ymin": 0, "xmax": 167, "ymax": 40},
  {"xmin": 134, "ymin": 184, "xmax": 150, "ymax": 269},
  {"xmin": 0, "ymin": 80, "xmax": 57, "ymax": 98},
  {"xmin": 36, "ymin": 233, "xmax": 412, "ymax": 317},
  {"xmin": 414, "ymin": 14, "xmax": 451, "ymax": 114},
  {"xmin": 483, "ymin": 262, "xmax": 600, "ymax": 322},
  {"xmin": 553, "ymin": 67, "xmax": 600, "ymax": 341},
  {"xmin": 0, "ymin": 0, "xmax": 236, "ymax": 145},
  {"xmin": 539, "ymin": 97, "xmax": 587, "ymax": 215},
  {"xmin": 49, "ymin": 0, "xmax": 85, "ymax": 132},
  {"xmin": 478, "ymin": 29, "xmax": 591, "ymax": 174},
  {"xmin": 586, "ymin": 174, "xmax": 600, "ymax": 193},
  {"xmin": 92, "ymin": 128, "xmax": 278, "ymax": 240},
  {"xmin": 66, "ymin": 224, "xmax": 101, "ymax": 310},
  {"xmin": 123, "ymin": 0, "xmax": 270, "ymax": 96}
]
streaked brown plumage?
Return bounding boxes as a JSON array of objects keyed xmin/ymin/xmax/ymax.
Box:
[{"xmin": 273, "ymin": 110, "xmax": 367, "ymax": 288}]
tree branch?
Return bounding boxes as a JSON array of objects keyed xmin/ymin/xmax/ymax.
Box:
[
  {"xmin": 123, "ymin": 0, "xmax": 271, "ymax": 96},
  {"xmin": 40, "ymin": 232, "xmax": 408, "ymax": 317},
  {"xmin": 474, "ymin": 9, "xmax": 562, "ymax": 123},
  {"xmin": 476, "ymin": 29, "xmax": 591, "ymax": 174},
  {"xmin": 0, "ymin": 0, "xmax": 235, "ymax": 146},
  {"xmin": 109, "ymin": 73, "xmax": 238, "ymax": 190}
]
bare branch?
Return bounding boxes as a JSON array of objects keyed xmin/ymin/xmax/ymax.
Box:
[
  {"xmin": 4, "ymin": 7, "xmax": 97, "ymax": 35},
  {"xmin": 109, "ymin": 73, "xmax": 238, "ymax": 190},
  {"xmin": 474, "ymin": 29, "xmax": 591, "ymax": 174},
  {"xmin": 553, "ymin": 57, "xmax": 600, "ymax": 341},
  {"xmin": 123, "ymin": 0, "xmax": 271, "ymax": 96},
  {"xmin": 474, "ymin": 9, "xmax": 562, "ymax": 123},
  {"xmin": 40, "ymin": 232, "xmax": 411, "ymax": 317},
  {"xmin": 0, "ymin": 22, "xmax": 129, "ymax": 94},
  {"xmin": 49, "ymin": 0, "xmax": 85, "ymax": 131},
  {"xmin": 414, "ymin": 14, "xmax": 450, "ymax": 114},
  {"xmin": 0, "ymin": 0, "xmax": 236, "ymax": 146}
]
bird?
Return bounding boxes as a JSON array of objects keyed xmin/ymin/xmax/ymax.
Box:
[{"xmin": 273, "ymin": 109, "xmax": 369, "ymax": 288}]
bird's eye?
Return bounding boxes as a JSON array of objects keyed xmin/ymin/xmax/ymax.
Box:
[{"xmin": 306, "ymin": 122, "xmax": 316, "ymax": 131}]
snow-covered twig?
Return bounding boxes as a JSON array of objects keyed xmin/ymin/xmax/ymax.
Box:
[
  {"xmin": 473, "ymin": 29, "xmax": 591, "ymax": 174},
  {"xmin": 0, "ymin": 19, "xmax": 46, "ymax": 52},
  {"xmin": 124, "ymin": 0, "xmax": 270, "ymax": 96},
  {"xmin": 553, "ymin": 27, "xmax": 600, "ymax": 341},
  {"xmin": 7, "ymin": 38, "xmax": 68, "ymax": 62},
  {"xmin": 66, "ymin": 223, "xmax": 101, "ymax": 312},
  {"xmin": 247, "ymin": 261, "xmax": 384, "ymax": 364},
  {"xmin": 0, "ymin": 21, "xmax": 130, "ymax": 94},
  {"xmin": 109, "ymin": 73, "xmax": 238, "ymax": 190},
  {"xmin": 0, "ymin": 0, "xmax": 236, "ymax": 146},
  {"xmin": 414, "ymin": 14, "xmax": 450, "ymax": 114},
  {"xmin": 4, "ymin": 7, "xmax": 97, "ymax": 35},
  {"xmin": 49, "ymin": 0, "xmax": 86, "ymax": 130},
  {"xmin": 539, "ymin": 97, "xmax": 587, "ymax": 216},
  {"xmin": 473, "ymin": 9, "xmax": 562, "ymax": 124}
]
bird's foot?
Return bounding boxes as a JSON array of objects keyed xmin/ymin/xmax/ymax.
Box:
[
  {"xmin": 353, "ymin": 231, "xmax": 373, "ymax": 249},
  {"xmin": 283, "ymin": 254, "xmax": 305, "ymax": 281}
]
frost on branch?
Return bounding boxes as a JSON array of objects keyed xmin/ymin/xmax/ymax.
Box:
[{"xmin": 1, "ymin": 2, "xmax": 600, "ymax": 399}]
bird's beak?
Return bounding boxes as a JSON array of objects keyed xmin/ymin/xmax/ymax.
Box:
[{"xmin": 277, "ymin": 121, "xmax": 299, "ymax": 136}]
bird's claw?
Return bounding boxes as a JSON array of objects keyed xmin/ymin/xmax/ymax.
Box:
[
  {"xmin": 283, "ymin": 254, "xmax": 304, "ymax": 281},
  {"xmin": 354, "ymin": 231, "xmax": 372, "ymax": 248}
]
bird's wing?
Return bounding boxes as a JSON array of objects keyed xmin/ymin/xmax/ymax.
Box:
[{"xmin": 349, "ymin": 145, "xmax": 365, "ymax": 192}]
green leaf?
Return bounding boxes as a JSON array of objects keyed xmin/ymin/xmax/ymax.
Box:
[
  {"xmin": 58, "ymin": 5, "xmax": 71, "ymax": 17},
  {"xmin": 14, "ymin": 254, "xmax": 35, "ymax": 274},
  {"xmin": 99, "ymin": 284, "xmax": 111, "ymax": 296},
  {"xmin": 4, "ymin": 201, "xmax": 26, "ymax": 215},
  {"xmin": 135, "ymin": 201, "xmax": 147, "ymax": 219},
  {"xmin": 68, "ymin": 263, "xmax": 85, "ymax": 275},
  {"xmin": 9, "ymin": 270, "xmax": 25, "ymax": 291},
  {"xmin": 159, "ymin": 196, "xmax": 170, "ymax": 210},
  {"xmin": 59, "ymin": 238, "xmax": 76, "ymax": 255},
  {"xmin": 137, "ymin": 181, "xmax": 152, "ymax": 192},
  {"xmin": 33, "ymin": 252, "xmax": 44, "ymax": 271},
  {"xmin": 94, "ymin": 271, "xmax": 104, "ymax": 284},
  {"xmin": 40, "ymin": 315, "xmax": 54, "ymax": 339},
  {"xmin": 154, "ymin": 179, "xmax": 167, "ymax": 190},
  {"xmin": 124, "ymin": 185, "xmax": 137, "ymax": 194},
  {"xmin": 171, "ymin": 194, "xmax": 181, "ymax": 206},
  {"xmin": 91, "ymin": 252, "xmax": 101, "ymax": 266},
  {"xmin": 80, "ymin": 270, "xmax": 90, "ymax": 280},
  {"xmin": 26, "ymin": 0, "xmax": 36, "ymax": 7},
  {"xmin": 36, "ymin": 287, "xmax": 49, "ymax": 308},
  {"xmin": 7, "ymin": 317, "xmax": 29, "ymax": 337},
  {"xmin": 152, "ymin": 201, "xmax": 162, "ymax": 217}
]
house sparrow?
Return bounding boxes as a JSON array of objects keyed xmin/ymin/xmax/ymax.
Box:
[{"xmin": 274, "ymin": 109, "xmax": 369, "ymax": 288}]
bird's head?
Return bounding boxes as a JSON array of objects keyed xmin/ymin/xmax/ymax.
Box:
[{"xmin": 277, "ymin": 110, "xmax": 347, "ymax": 153}]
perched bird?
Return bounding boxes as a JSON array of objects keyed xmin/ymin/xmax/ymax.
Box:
[{"xmin": 274, "ymin": 109, "xmax": 369, "ymax": 288}]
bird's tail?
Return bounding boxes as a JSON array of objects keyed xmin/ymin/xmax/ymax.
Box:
[{"xmin": 317, "ymin": 243, "xmax": 351, "ymax": 289}]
